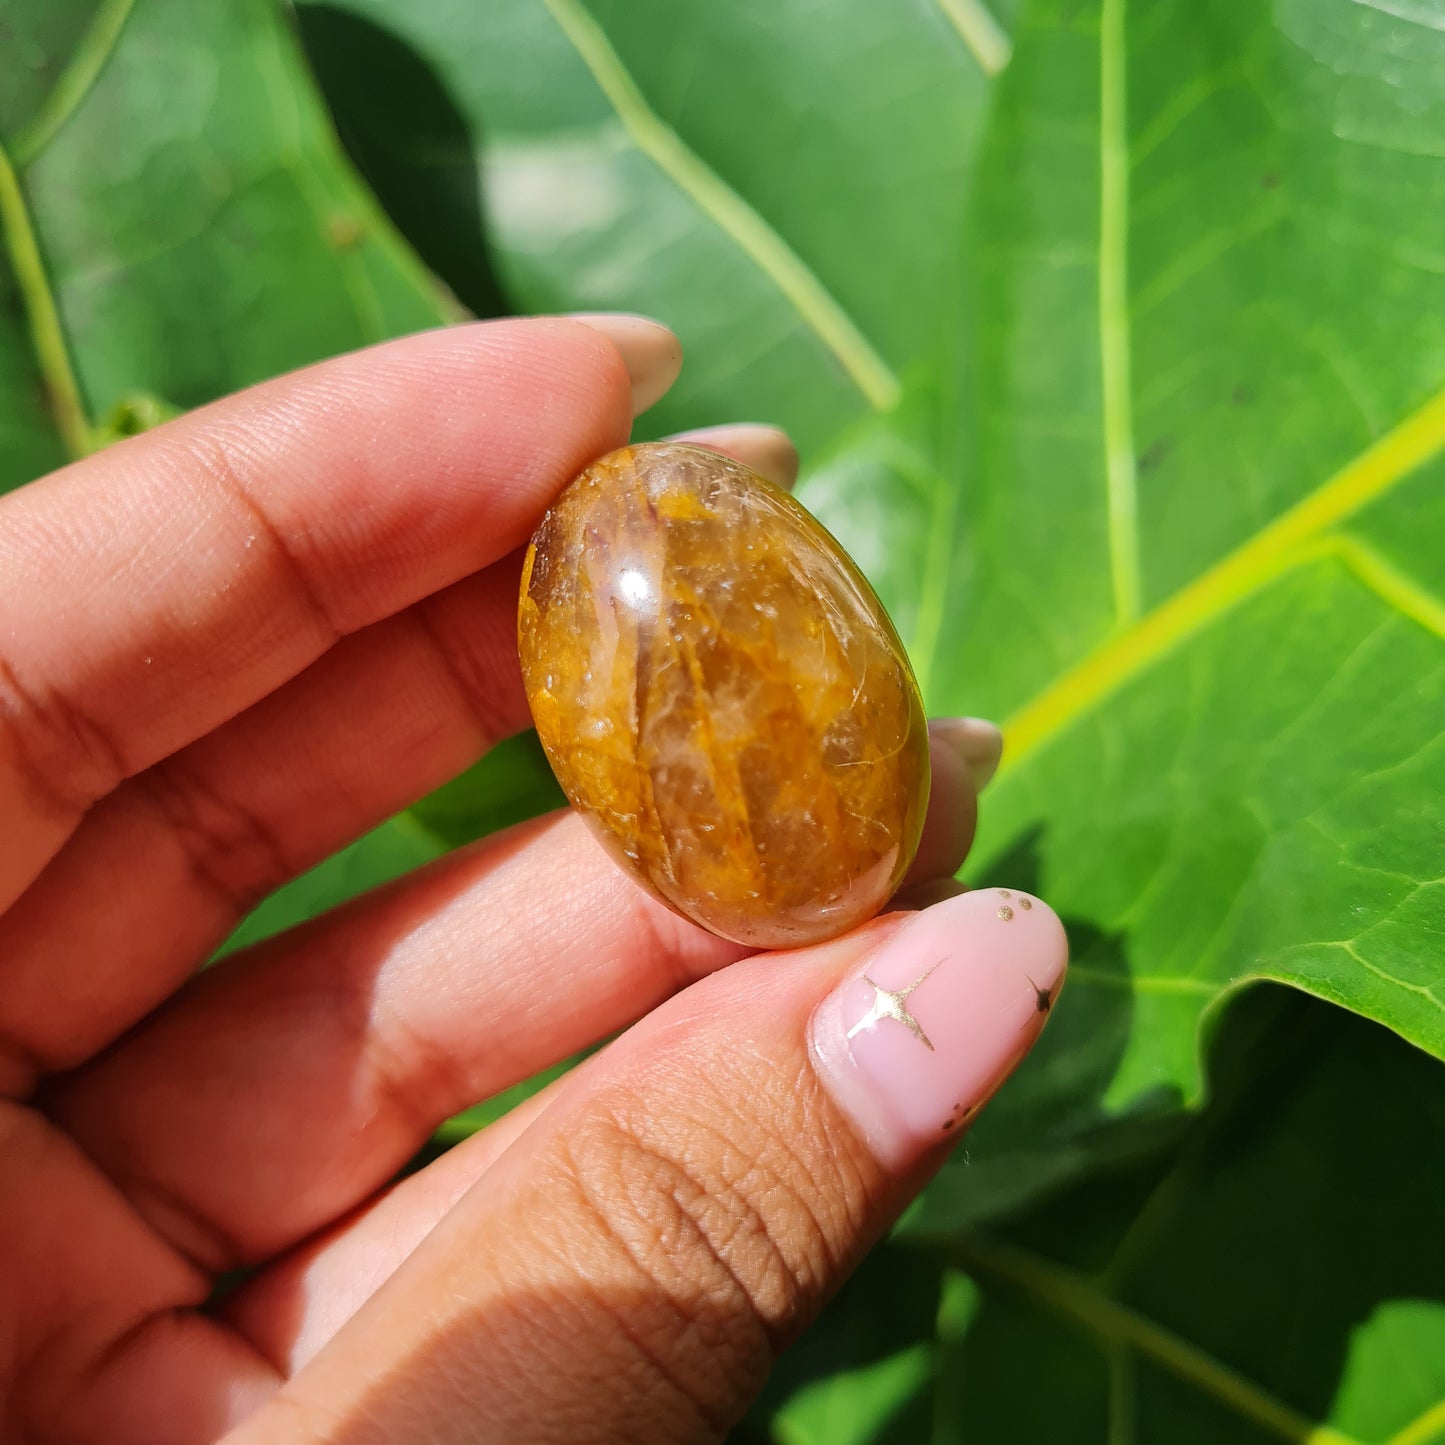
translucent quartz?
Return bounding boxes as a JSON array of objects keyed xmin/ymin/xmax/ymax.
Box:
[{"xmin": 518, "ymin": 442, "xmax": 929, "ymax": 948}]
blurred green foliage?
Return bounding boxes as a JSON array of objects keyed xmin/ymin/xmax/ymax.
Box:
[{"xmin": 1, "ymin": 0, "xmax": 1442, "ymax": 1439}]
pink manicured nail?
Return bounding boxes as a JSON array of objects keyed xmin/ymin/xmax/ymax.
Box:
[{"xmin": 809, "ymin": 888, "xmax": 1067, "ymax": 1170}]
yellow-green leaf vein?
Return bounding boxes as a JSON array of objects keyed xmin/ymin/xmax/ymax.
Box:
[
  {"xmin": 538, "ymin": 0, "xmax": 901, "ymax": 411},
  {"xmin": 10, "ymin": 0, "xmax": 137, "ymax": 167},
  {"xmin": 0, "ymin": 140, "xmax": 90, "ymax": 458},
  {"xmin": 1004, "ymin": 386, "xmax": 1445, "ymax": 768},
  {"xmin": 1100, "ymin": 0, "xmax": 1141, "ymax": 624},
  {"xmin": 935, "ymin": 0, "xmax": 1013, "ymax": 75},
  {"xmin": 957, "ymin": 1235, "xmax": 1364, "ymax": 1445}
]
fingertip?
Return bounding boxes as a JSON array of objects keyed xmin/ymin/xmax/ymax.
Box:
[
  {"xmin": 902, "ymin": 720, "xmax": 982, "ymax": 888},
  {"xmin": 929, "ymin": 716, "xmax": 1003, "ymax": 793},
  {"xmin": 810, "ymin": 885, "xmax": 1067, "ymax": 1172},
  {"xmin": 561, "ymin": 313, "xmax": 683, "ymax": 416},
  {"xmin": 666, "ymin": 423, "xmax": 800, "ymax": 490}
]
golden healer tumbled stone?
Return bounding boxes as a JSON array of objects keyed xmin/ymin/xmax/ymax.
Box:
[{"xmin": 518, "ymin": 442, "xmax": 930, "ymax": 948}]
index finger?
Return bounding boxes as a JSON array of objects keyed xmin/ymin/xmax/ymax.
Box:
[{"xmin": 0, "ymin": 317, "xmax": 666, "ymax": 907}]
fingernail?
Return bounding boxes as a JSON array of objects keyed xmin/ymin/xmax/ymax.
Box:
[
  {"xmin": 667, "ymin": 423, "xmax": 800, "ymax": 491},
  {"xmin": 564, "ymin": 313, "xmax": 683, "ymax": 415},
  {"xmin": 929, "ymin": 717, "xmax": 1004, "ymax": 792},
  {"xmin": 809, "ymin": 888, "xmax": 1067, "ymax": 1171}
]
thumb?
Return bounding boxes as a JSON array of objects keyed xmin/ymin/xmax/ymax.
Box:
[{"xmin": 225, "ymin": 888, "xmax": 1067, "ymax": 1445}]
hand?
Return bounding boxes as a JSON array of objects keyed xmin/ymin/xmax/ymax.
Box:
[{"xmin": 0, "ymin": 317, "xmax": 1067, "ymax": 1445}]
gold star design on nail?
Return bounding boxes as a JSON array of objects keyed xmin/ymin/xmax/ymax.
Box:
[{"xmin": 846, "ymin": 959, "xmax": 945, "ymax": 1051}]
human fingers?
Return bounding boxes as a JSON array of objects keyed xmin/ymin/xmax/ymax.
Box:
[
  {"xmin": 0, "ymin": 423, "xmax": 798, "ymax": 1089},
  {"xmin": 0, "ymin": 315, "xmax": 666, "ymax": 910},
  {"xmin": 223, "ymin": 889, "xmax": 1067, "ymax": 1445},
  {"xmin": 140, "ymin": 715, "xmax": 993, "ymax": 1368},
  {"xmin": 45, "ymin": 724, "xmax": 983, "ymax": 1268},
  {"xmin": 225, "ymin": 703, "xmax": 996, "ymax": 1371},
  {"xmin": 666, "ymin": 422, "xmax": 799, "ymax": 488},
  {"xmin": 901, "ymin": 717, "xmax": 1002, "ymax": 891},
  {"xmin": 224, "ymin": 1077, "xmax": 570, "ymax": 1374}
]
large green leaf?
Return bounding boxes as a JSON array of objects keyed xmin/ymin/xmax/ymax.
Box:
[
  {"xmin": 741, "ymin": 994, "xmax": 1445, "ymax": 1445},
  {"xmin": 933, "ymin": 994, "xmax": 1445, "ymax": 1445},
  {"xmin": 0, "ymin": 0, "xmax": 451, "ymax": 495},
  {"xmin": 300, "ymin": 0, "xmax": 1445, "ymax": 1209},
  {"xmin": 296, "ymin": 0, "xmax": 1002, "ymax": 452},
  {"xmin": 3, "ymin": 5, "xmax": 1443, "ymax": 1437}
]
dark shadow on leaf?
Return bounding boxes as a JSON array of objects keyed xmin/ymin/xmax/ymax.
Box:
[
  {"xmin": 730, "ymin": 1240, "xmax": 944, "ymax": 1443},
  {"xmin": 294, "ymin": 3, "xmax": 510, "ymax": 318},
  {"xmin": 933, "ymin": 992, "xmax": 1445, "ymax": 1439}
]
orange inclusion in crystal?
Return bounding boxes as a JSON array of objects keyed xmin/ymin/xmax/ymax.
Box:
[{"xmin": 518, "ymin": 442, "xmax": 930, "ymax": 948}]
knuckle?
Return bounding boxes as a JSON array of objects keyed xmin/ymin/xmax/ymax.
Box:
[
  {"xmin": 409, "ymin": 593, "xmax": 521, "ymax": 749},
  {"xmin": 363, "ymin": 1007, "xmax": 480, "ymax": 1144},
  {"xmin": 132, "ymin": 758, "xmax": 295, "ymax": 914},
  {"xmin": 181, "ymin": 430, "xmax": 344, "ymax": 644},
  {"xmin": 553, "ymin": 1062, "xmax": 877, "ymax": 1429},
  {"xmin": 0, "ymin": 650, "xmax": 127, "ymax": 823}
]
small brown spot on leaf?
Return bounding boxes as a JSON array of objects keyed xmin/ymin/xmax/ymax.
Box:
[
  {"xmin": 327, "ymin": 214, "xmax": 364, "ymax": 250},
  {"xmin": 1139, "ymin": 437, "xmax": 1173, "ymax": 475}
]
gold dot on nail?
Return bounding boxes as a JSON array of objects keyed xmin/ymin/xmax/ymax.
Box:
[
  {"xmin": 998, "ymin": 889, "xmax": 1012, "ymax": 898},
  {"xmin": 1019, "ymin": 897, "xmax": 1033, "ymax": 911},
  {"xmin": 997, "ymin": 905, "xmax": 1015, "ymax": 921}
]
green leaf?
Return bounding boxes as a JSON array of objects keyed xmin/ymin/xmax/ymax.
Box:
[
  {"xmin": 303, "ymin": 0, "xmax": 1445, "ymax": 1216},
  {"xmin": 0, "ymin": 0, "xmax": 452, "ymax": 492},
  {"xmin": 296, "ymin": 0, "xmax": 1000, "ymax": 452},
  {"xmin": 736, "ymin": 1240, "xmax": 948, "ymax": 1445},
  {"xmin": 933, "ymin": 994, "xmax": 1445, "ymax": 1444},
  {"xmin": 410, "ymin": 729, "xmax": 565, "ymax": 849}
]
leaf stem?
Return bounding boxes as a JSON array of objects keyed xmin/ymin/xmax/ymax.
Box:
[
  {"xmin": 10, "ymin": 0, "xmax": 137, "ymax": 166},
  {"xmin": 955, "ymin": 1235, "xmax": 1363, "ymax": 1445},
  {"xmin": 0, "ymin": 139, "xmax": 90, "ymax": 458}
]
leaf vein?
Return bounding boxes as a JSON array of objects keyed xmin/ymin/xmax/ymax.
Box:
[
  {"xmin": 1338, "ymin": 941, "xmax": 1445, "ymax": 1013},
  {"xmin": 538, "ymin": 0, "xmax": 900, "ymax": 410},
  {"xmin": 955, "ymin": 1235, "xmax": 1364, "ymax": 1445},
  {"xmin": 1327, "ymin": 533, "xmax": 1445, "ymax": 642},
  {"xmin": 1100, "ymin": 0, "xmax": 1140, "ymax": 624},
  {"xmin": 934, "ymin": 0, "xmax": 1013, "ymax": 75},
  {"xmin": 1386, "ymin": 1398, "xmax": 1445, "ymax": 1445},
  {"xmin": 0, "ymin": 141, "xmax": 90, "ymax": 457},
  {"xmin": 1003, "ymin": 387, "xmax": 1445, "ymax": 768},
  {"xmin": 10, "ymin": 0, "xmax": 137, "ymax": 167}
]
